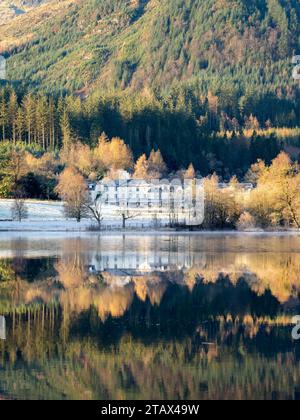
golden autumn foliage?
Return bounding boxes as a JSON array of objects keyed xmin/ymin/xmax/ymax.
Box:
[
  {"xmin": 25, "ymin": 152, "xmax": 57, "ymax": 177},
  {"xmin": 8, "ymin": 149, "xmax": 28, "ymax": 184},
  {"xmin": 55, "ymin": 167, "xmax": 88, "ymax": 222},
  {"xmin": 248, "ymin": 152, "xmax": 300, "ymax": 228},
  {"xmin": 133, "ymin": 154, "xmax": 149, "ymax": 179},
  {"xmin": 184, "ymin": 163, "xmax": 196, "ymax": 180},
  {"xmin": 236, "ymin": 211, "xmax": 256, "ymax": 231},
  {"xmin": 94, "ymin": 286, "xmax": 134, "ymax": 321},
  {"xmin": 58, "ymin": 135, "xmax": 134, "ymax": 179},
  {"xmin": 4, "ymin": 248, "xmax": 300, "ymax": 319},
  {"xmin": 203, "ymin": 174, "xmax": 242, "ymax": 229},
  {"xmin": 148, "ymin": 149, "xmax": 167, "ymax": 178},
  {"xmin": 245, "ymin": 159, "xmax": 266, "ymax": 185},
  {"xmin": 94, "ymin": 134, "xmax": 133, "ymax": 172},
  {"xmin": 60, "ymin": 142, "xmax": 95, "ymax": 177},
  {"xmin": 133, "ymin": 275, "xmax": 167, "ymax": 305},
  {"xmin": 133, "ymin": 149, "xmax": 167, "ymax": 179}
]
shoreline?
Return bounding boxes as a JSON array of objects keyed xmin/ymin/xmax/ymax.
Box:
[
  {"xmin": 0, "ymin": 227, "xmax": 299, "ymax": 236},
  {"xmin": 1, "ymin": 200, "xmax": 300, "ymax": 235}
]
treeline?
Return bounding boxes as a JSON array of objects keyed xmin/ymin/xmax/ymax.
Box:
[
  {"xmin": 203, "ymin": 152, "xmax": 300, "ymax": 230},
  {"xmin": 0, "ymin": 85, "xmax": 296, "ymax": 178},
  {"xmin": 56, "ymin": 150, "xmax": 300, "ymax": 229},
  {"xmin": 0, "ymin": 88, "xmax": 65, "ymax": 150},
  {"xmin": 1, "ymin": 131, "xmax": 299, "ymax": 231},
  {"xmin": 0, "ymin": 132, "xmax": 174, "ymax": 204}
]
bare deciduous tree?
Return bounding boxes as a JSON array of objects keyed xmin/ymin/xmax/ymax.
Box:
[
  {"xmin": 85, "ymin": 192, "xmax": 105, "ymax": 230},
  {"xmin": 11, "ymin": 197, "xmax": 28, "ymax": 222},
  {"xmin": 117, "ymin": 208, "xmax": 140, "ymax": 229}
]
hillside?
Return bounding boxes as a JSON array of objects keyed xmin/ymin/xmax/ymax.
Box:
[
  {"xmin": 0, "ymin": 0, "xmax": 299, "ymax": 96},
  {"xmin": 0, "ymin": 1, "xmax": 52, "ymax": 25},
  {"xmin": 0, "ymin": 1, "xmax": 75, "ymax": 52},
  {"xmin": 0, "ymin": 0, "xmax": 300, "ymax": 178},
  {"xmin": 0, "ymin": 3, "xmax": 24, "ymax": 25}
]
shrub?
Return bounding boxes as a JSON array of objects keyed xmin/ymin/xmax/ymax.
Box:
[{"xmin": 236, "ymin": 212, "xmax": 256, "ymax": 231}]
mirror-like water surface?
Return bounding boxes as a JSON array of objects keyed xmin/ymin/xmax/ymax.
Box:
[{"xmin": 0, "ymin": 233, "xmax": 300, "ymax": 400}]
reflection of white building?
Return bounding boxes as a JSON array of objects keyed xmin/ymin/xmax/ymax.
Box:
[
  {"xmin": 88, "ymin": 249, "xmax": 206, "ymax": 275},
  {"xmin": 90, "ymin": 173, "xmax": 205, "ymax": 227}
]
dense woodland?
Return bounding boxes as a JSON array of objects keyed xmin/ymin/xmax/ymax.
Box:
[
  {"xmin": 0, "ymin": 85, "xmax": 297, "ymax": 176},
  {"xmin": 1, "ymin": 0, "xmax": 300, "ymax": 131},
  {"xmin": 2, "ymin": 0, "xmax": 300, "ymax": 95},
  {"xmin": 1, "ymin": 0, "xmax": 300, "ymax": 176}
]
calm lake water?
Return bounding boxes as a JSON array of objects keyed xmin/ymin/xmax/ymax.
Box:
[{"xmin": 0, "ymin": 233, "xmax": 300, "ymax": 400}]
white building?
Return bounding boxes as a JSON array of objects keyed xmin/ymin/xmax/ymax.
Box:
[
  {"xmin": 90, "ymin": 172, "xmax": 205, "ymax": 227},
  {"xmin": 88, "ymin": 172, "xmax": 252, "ymax": 229}
]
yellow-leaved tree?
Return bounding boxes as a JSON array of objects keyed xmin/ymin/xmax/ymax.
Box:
[
  {"xmin": 148, "ymin": 149, "xmax": 167, "ymax": 179},
  {"xmin": 184, "ymin": 163, "xmax": 196, "ymax": 180},
  {"xmin": 133, "ymin": 149, "xmax": 167, "ymax": 179},
  {"xmin": 203, "ymin": 174, "xmax": 243, "ymax": 229},
  {"xmin": 249, "ymin": 152, "xmax": 300, "ymax": 228},
  {"xmin": 60, "ymin": 142, "xmax": 95, "ymax": 178},
  {"xmin": 94, "ymin": 134, "xmax": 133, "ymax": 173},
  {"xmin": 55, "ymin": 167, "xmax": 88, "ymax": 222},
  {"xmin": 133, "ymin": 154, "xmax": 149, "ymax": 179}
]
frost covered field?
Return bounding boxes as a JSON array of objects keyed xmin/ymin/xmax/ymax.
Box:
[
  {"xmin": 0, "ymin": 199, "xmax": 91, "ymax": 231},
  {"xmin": 0, "ymin": 199, "xmax": 165, "ymax": 231},
  {"xmin": 0, "ymin": 199, "xmax": 64, "ymax": 221}
]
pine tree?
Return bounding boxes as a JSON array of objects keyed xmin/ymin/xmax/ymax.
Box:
[
  {"xmin": 267, "ymin": 0, "xmax": 290, "ymax": 57},
  {"xmin": 35, "ymin": 95, "xmax": 48, "ymax": 150},
  {"xmin": 15, "ymin": 108, "xmax": 24, "ymax": 143},
  {"xmin": 60, "ymin": 108, "xmax": 72, "ymax": 150},
  {"xmin": 0, "ymin": 94, "xmax": 7, "ymax": 141},
  {"xmin": 22, "ymin": 94, "xmax": 35, "ymax": 145},
  {"xmin": 8, "ymin": 91, "xmax": 18, "ymax": 144},
  {"xmin": 48, "ymin": 97, "xmax": 56, "ymax": 150}
]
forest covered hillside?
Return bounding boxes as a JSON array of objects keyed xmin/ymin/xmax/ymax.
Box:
[
  {"xmin": 0, "ymin": 0, "xmax": 299, "ymax": 97},
  {"xmin": 0, "ymin": 1, "xmax": 53, "ymax": 25},
  {"xmin": 1, "ymin": 0, "xmax": 300, "ymax": 181}
]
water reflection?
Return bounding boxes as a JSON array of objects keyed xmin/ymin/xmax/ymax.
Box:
[{"xmin": 0, "ymin": 234, "xmax": 300, "ymax": 400}]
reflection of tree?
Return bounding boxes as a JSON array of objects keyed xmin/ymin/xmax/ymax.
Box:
[
  {"xmin": 0, "ymin": 260, "xmax": 14, "ymax": 282},
  {"xmin": 133, "ymin": 275, "xmax": 168, "ymax": 305},
  {"xmin": 2, "ymin": 251, "xmax": 300, "ymax": 321},
  {"xmin": 55, "ymin": 257, "xmax": 88, "ymax": 289},
  {"xmin": 94, "ymin": 285, "xmax": 134, "ymax": 321},
  {"xmin": 1, "ymin": 236, "xmax": 300, "ymax": 399},
  {"xmin": 1, "ymin": 315, "xmax": 300, "ymax": 400},
  {"xmin": 188, "ymin": 252, "xmax": 300, "ymax": 304}
]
